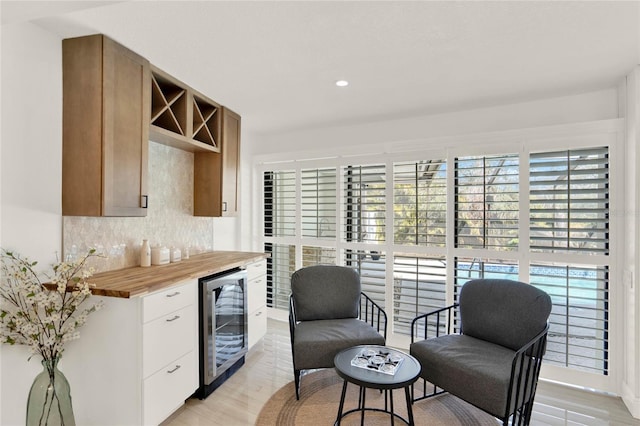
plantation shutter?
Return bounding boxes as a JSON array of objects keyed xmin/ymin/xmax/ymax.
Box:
[
  {"xmin": 343, "ymin": 164, "xmax": 386, "ymax": 244},
  {"xmin": 345, "ymin": 250, "xmax": 386, "ymax": 308},
  {"xmin": 393, "ymin": 160, "xmax": 447, "ymax": 246},
  {"xmin": 454, "ymin": 154, "xmax": 519, "ymax": 250},
  {"xmin": 302, "ymin": 246, "xmax": 337, "ymax": 267},
  {"xmin": 301, "ymin": 167, "xmax": 337, "ymax": 238},
  {"xmin": 392, "ymin": 255, "xmax": 447, "ymax": 336},
  {"xmin": 529, "ymin": 147, "xmax": 609, "ymax": 254},
  {"xmin": 529, "ymin": 147, "xmax": 610, "ymax": 376},
  {"xmin": 264, "ymin": 243, "xmax": 296, "ymax": 310},
  {"xmin": 530, "ymin": 263, "xmax": 609, "ymax": 375},
  {"xmin": 263, "ymin": 170, "xmax": 296, "ymax": 237}
]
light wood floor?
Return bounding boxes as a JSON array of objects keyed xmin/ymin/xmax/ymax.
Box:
[{"xmin": 163, "ymin": 319, "xmax": 640, "ymax": 426}]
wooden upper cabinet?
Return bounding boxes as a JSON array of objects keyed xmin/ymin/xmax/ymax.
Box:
[
  {"xmin": 194, "ymin": 107, "xmax": 240, "ymax": 217},
  {"xmin": 221, "ymin": 108, "xmax": 240, "ymax": 217},
  {"xmin": 62, "ymin": 34, "xmax": 150, "ymax": 216}
]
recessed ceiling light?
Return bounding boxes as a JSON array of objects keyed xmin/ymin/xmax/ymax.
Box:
[{"xmin": 335, "ymin": 80, "xmax": 349, "ymax": 87}]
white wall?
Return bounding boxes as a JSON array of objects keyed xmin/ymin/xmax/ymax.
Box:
[
  {"xmin": 254, "ymin": 89, "xmax": 619, "ymax": 159},
  {"xmin": 622, "ymin": 67, "xmax": 640, "ymax": 418},
  {"xmin": 1, "ymin": 21, "xmax": 64, "ymax": 425}
]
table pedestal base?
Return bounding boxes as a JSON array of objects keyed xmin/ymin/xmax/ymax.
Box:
[{"xmin": 334, "ymin": 380, "xmax": 415, "ymax": 426}]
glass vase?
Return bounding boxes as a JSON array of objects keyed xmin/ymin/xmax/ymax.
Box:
[{"xmin": 26, "ymin": 356, "xmax": 76, "ymax": 426}]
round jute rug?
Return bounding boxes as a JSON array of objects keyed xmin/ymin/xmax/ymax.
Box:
[{"xmin": 255, "ymin": 369, "xmax": 499, "ymax": 425}]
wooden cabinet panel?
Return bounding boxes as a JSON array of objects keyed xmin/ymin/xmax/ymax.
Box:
[
  {"xmin": 221, "ymin": 108, "xmax": 240, "ymax": 216},
  {"xmin": 193, "ymin": 107, "xmax": 241, "ymax": 217},
  {"xmin": 193, "ymin": 151, "xmax": 222, "ymax": 216},
  {"xmin": 62, "ymin": 34, "xmax": 149, "ymax": 217}
]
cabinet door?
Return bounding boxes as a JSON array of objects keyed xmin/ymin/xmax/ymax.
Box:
[
  {"xmin": 143, "ymin": 350, "xmax": 197, "ymax": 426},
  {"xmin": 102, "ymin": 36, "xmax": 150, "ymax": 216},
  {"xmin": 62, "ymin": 34, "xmax": 149, "ymax": 217},
  {"xmin": 221, "ymin": 107, "xmax": 240, "ymax": 217}
]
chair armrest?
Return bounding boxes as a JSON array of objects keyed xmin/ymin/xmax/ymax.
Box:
[
  {"xmin": 359, "ymin": 292, "xmax": 388, "ymax": 340},
  {"xmin": 504, "ymin": 323, "xmax": 549, "ymax": 419},
  {"xmin": 289, "ymin": 294, "xmax": 298, "ymax": 337},
  {"xmin": 411, "ymin": 303, "xmax": 459, "ymax": 344}
]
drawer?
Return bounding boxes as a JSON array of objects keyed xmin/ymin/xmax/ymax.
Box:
[
  {"xmin": 247, "ymin": 274, "xmax": 267, "ymax": 314},
  {"xmin": 143, "ymin": 350, "xmax": 197, "ymax": 426},
  {"xmin": 246, "ymin": 259, "xmax": 266, "ymax": 281},
  {"xmin": 248, "ymin": 306, "xmax": 267, "ymax": 349},
  {"xmin": 143, "ymin": 305, "xmax": 196, "ymax": 378},
  {"xmin": 143, "ymin": 279, "xmax": 197, "ymax": 323}
]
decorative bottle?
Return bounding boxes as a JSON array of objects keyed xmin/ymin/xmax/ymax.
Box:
[{"xmin": 140, "ymin": 239, "xmax": 151, "ymax": 267}]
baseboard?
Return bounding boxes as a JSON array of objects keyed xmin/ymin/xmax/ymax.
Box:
[{"xmin": 622, "ymin": 382, "xmax": 640, "ymax": 419}]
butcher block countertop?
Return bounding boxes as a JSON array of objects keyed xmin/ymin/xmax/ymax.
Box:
[{"xmin": 85, "ymin": 251, "xmax": 269, "ymax": 298}]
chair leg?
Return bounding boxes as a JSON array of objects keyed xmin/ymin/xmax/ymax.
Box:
[{"xmin": 294, "ymin": 369, "xmax": 301, "ymax": 400}]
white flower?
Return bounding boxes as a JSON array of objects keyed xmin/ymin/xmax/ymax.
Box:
[{"xmin": 1, "ymin": 248, "xmax": 104, "ymax": 363}]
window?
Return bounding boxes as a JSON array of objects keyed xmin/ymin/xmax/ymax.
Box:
[
  {"xmin": 345, "ymin": 249, "xmax": 386, "ymax": 308},
  {"xmin": 301, "ymin": 168, "xmax": 337, "ymax": 238},
  {"xmin": 262, "ymin": 136, "xmax": 615, "ymax": 388},
  {"xmin": 454, "ymin": 154, "xmax": 519, "ymax": 250},
  {"xmin": 302, "ymin": 246, "xmax": 337, "ymax": 267},
  {"xmin": 394, "ymin": 160, "xmax": 447, "ymax": 246},
  {"xmin": 264, "ymin": 243, "xmax": 295, "ymax": 310},
  {"xmin": 528, "ymin": 147, "xmax": 610, "ymax": 375},
  {"xmin": 393, "ymin": 255, "xmax": 447, "ymax": 335},
  {"xmin": 264, "ymin": 170, "xmax": 296, "ymax": 237},
  {"xmin": 530, "ymin": 263, "xmax": 609, "ymax": 374},
  {"xmin": 344, "ymin": 164, "xmax": 386, "ymax": 244},
  {"xmin": 529, "ymin": 147, "xmax": 609, "ymax": 254}
]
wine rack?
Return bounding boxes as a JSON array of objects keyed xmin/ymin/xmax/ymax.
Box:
[
  {"xmin": 151, "ymin": 73, "xmax": 187, "ymax": 136},
  {"xmin": 149, "ymin": 66, "xmax": 221, "ymax": 153},
  {"xmin": 192, "ymin": 94, "xmax": 220, "ymax": 149}
]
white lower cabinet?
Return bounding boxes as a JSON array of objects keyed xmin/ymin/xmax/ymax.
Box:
[
  {"xmin": 70, "ymin": 262, "xmax": 266, "ymax": 425},
  {"xmin": 247, "ymin": 259, "xmax": 267, "ymax": 349},
  {"xmin": 143, "ymin": 350, "xmax": 197, "ymax": 426},
  {"xmin": 141, "ymin": 280, "xmax": 198, "ymax": 425}
]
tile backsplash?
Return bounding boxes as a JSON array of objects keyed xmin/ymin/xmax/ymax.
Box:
[{"xmin": 63, "ymin": 142, "xmax": 215, "ymax": 272}]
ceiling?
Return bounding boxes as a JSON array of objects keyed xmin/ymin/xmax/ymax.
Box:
[{"xmin": 2, "ymin": 1, "xmax": 639, "ymax": 135}]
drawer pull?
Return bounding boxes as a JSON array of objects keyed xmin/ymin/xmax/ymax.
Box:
[
  {"xmin": 167, "ymin": 365, "xmax": 181, "ymax": 374},
  {"xmin": 166, "ymin": 315, "xmax": 180, "ymax": 322},
  {"xmin": 166, "ymin": 291, "xmax": 181, "ymax": 298}
]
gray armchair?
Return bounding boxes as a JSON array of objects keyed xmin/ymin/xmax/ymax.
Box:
[
  {"xmin": 289, "ymin": 265, "xmax": 387, "ymax": 399},
  {"xmin": 410, "ymin": 279, "xmax": 551, "ymax": 425}
]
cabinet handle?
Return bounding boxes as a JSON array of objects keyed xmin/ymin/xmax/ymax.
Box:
[
  {"xmin": 166, "ymin": 315, "xmax": 180, "ymax": 322},
  {"xmin": 223, "ymin": 202, "xmax": 227, "ymax": 212},
  {"xmin": 166, "ymin": 291, "xmax": 180, "ymax": 297},
  {"xmin": 255, "ymin": 311, "xmax": 263, "ymax": 317},
  {"xmin": 141, "ymin": 195, "xmax": 148, "ymax": 208},
  {"xmin": 167, "ymin": 365, "xmax": 181, "ymax": 374}
]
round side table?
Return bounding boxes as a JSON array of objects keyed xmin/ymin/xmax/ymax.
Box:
[{"xmin": 333, "ymin": 345, "xmax": 420, "ymax": 426}]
